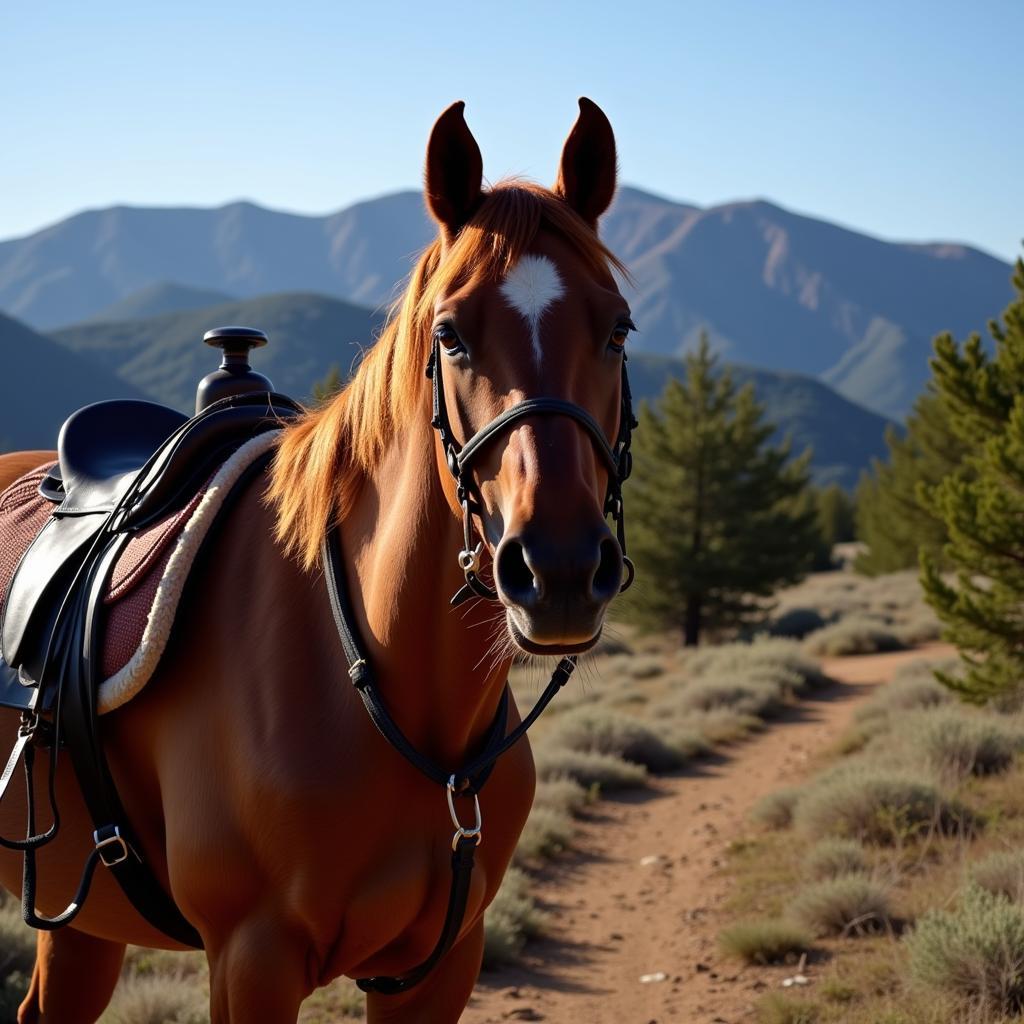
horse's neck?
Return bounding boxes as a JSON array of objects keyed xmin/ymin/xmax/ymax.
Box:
[{"xmin": 342, "ymin": 419, "xmax": 512, "ymax": 768}]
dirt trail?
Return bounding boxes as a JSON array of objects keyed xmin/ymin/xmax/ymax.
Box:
[{"xmin": 463, "ymin": 644, "xmax": 954, "ymax": 1024}]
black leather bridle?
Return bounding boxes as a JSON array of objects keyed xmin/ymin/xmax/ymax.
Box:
[
  {"xmin": 425, "ymin": 334, "xmax": 638, "ymax": 605},
  {"xmin": 321, "ymin": 335, "xmax": 639, "ymax": 995}
]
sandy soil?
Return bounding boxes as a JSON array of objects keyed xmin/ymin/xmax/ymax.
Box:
[{"xmin": 462, "ymin": 644, "xmax": 954, "ymax": 1024}]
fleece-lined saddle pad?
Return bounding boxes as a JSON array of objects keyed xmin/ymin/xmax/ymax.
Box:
[{"xmin": 0, "ymin": 431, "xmax": 279, "ymax": 714}]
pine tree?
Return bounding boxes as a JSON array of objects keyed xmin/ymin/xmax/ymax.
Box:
[
  {"xmin": 854, "ymin": 389, "xmax": 969, "ymax": 575},
  {"xmin": 312, "ymin": 364, "xmax": 343, "ymax": 404},
  {"xmin": 623, "ymin": 335, "xmax": 820, "ymax": 645},
  {"xmin": 921, "ymin": 257, "xmax": 1024, "ymax": 702}
]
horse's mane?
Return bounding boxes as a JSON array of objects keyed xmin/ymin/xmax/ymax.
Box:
[{"xmin": 267, "ymin": 179, "xmax": 628, "ymax": 570}]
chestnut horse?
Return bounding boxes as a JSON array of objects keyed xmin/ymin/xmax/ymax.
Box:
[{"xmin": 0, "ymin": 98, "xmax": 634, "ymax": 1022}]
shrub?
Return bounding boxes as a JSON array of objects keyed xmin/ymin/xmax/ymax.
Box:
[
  {"xmin": 790, "ymin": 874, "xmax": 891, "ymax": 936},
  {"xmin": 483, "ymin": 867, "xmax": 546, "ymax": 967},
  {"xmin": 625, "ymin": 655, "xmax": 664, "ymax": 679},
  {"xmin": 532, "ymin": 747, "xmax": 647, "ymax": 790},
  {"xmin": 854, "ymin": 670, "xmax": 952, "ymax": 723},
  {"xmin": 756, "ymin": 993, "xmax": 821, "ymax": 1024},
  {"xmin": 892, "ymin": 609, "xmax": 943, "ymax": 646},
  {"xmin": 676, "ymin": 678, "xmax": 782, "ymax": 719},
  {"xmin": 688, "ymin": 637, "xmax": 828, "ymax": 691},
  {"xmin": 544, "ymin": 708, "xmax": 689, "ymax": 772},
  {"xmin": 970, "ymin": 851, "xmax": 1024, "ymax": 904},
  {"xmin": 906, "ymin": 708, "xmax": 1021, "ymax": 781},
  {"xmin": 803, "ymin": 617, "xmax": 905, "ymax": 657},
  {"xmin": 514, "ymin": 805, "xmax": 575, "ymax": 863},
  {"xmin": 102, "ymin": 974, "xmax": 209, "ymax": 1024},
  {"xmin": 794, "ymin": 769, "xmax": 970, "ymax": 844},
  {"xmin": 680, "ymin": 707, "xmax": 763, "ymax": 744},
  {"xmin": 751, "ymin": 788, "xmax": 802, "ymax": 829},
  {"xmin": 803, "ymin": 838, "xmax": 868, "ymax": 881},
  {"xmin": 907, "ymin": 885, "xmax": 1024, "ymax": 1014},
  {"xmin": 768, "ymin": 607, "xmax": 827, "ymax": 640},
  {"xmin": 719, "ymin": 919, "xmax": 813, "ymax": 964},
  {"xmin": 533, "ymin": 776, "xmax": 592, "ymax": 817}
]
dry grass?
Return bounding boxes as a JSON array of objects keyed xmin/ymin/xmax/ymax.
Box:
[
  {"xmin": 789, "ymin": 875, "xmax": 892, "ymax": 937},
  {"xmin": 483, "ymin": 867, "xmax": 547, "ymax": 967},
  {"xmin": 751, "ymin": 787, "xmax": 802, "ymax": 829},
  {"xmin": 514, "ymin": 804, "xmax": 575, "ymax": 864},
  {"xmin": 970, "ymin": 851, "xmax": 1024, "ymax": 904},
  {"xmin": 803, "ymin": 838, "xmax": 869, "ymax": 881},
  {"xmin": 100, "ymin": 974, "xmax": 209, "ymax": 1024},
  {"xmin": 794, "ymin": 768, "xmax": 971, "ymax": 844},
  {"xmin": 803, "ymin": 616, "xmax": 905, "ymax": 657},
  {"xmin": 719, "ymin": 919, "xmax": 813, "ymax": 964},
  {"xmin": 531, "ymin": 746, "xmax": 648, "ymax": 790},
  {"xmin": 907, "ymin": 886, "xmax": 1024, "ymax": 1016}
]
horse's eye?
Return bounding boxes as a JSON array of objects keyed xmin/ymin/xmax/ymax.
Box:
[
  {"xmin": 434, "ymin": 323, "xmax": 465, "ymax": 355},
  {"xmin": 609, "ymin": 319, "xmax": 636, "ymax": 352}
]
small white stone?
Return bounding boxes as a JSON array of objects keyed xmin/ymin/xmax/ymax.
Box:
[
  {"xmin": 639, "ymin": 971, "xmax": 668, "ymax": 984},
  {"xmin": 639, "ymin": 855, "xmax": 661, "ymax": 866}
]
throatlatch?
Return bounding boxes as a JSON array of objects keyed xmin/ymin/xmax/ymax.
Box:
[{"xmin": 425, "ymin": 335, "xmax": 638, "ymax": 606}]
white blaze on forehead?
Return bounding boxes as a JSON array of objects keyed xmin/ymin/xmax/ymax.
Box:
[{"xmin": 500, "ymin": 254, "xmax": 565, "ymax": 365}]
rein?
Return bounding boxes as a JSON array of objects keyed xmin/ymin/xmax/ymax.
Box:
[{"xmin": 326, "ymin": 339, "xmax": 639, "ymax": 995}]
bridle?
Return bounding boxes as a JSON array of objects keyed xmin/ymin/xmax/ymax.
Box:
[
  {"xmin": 425, "ymin": 334, "xmax": 638, "ymax": 605},
  {"xmin": 317, "ymin": 325, "xmax": 640, "ymax": 996}
]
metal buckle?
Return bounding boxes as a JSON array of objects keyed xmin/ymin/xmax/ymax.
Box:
[
  {"xmin": 457, "ymin": 542, "xmax": 483, "ymax": 574},
  {"xmin": 446, "ymin": 775, "xmax": 483, "ymax": 851},
  {"xmin": 93, "ymin": 826, "xmax": 130, "ymax": 868}
]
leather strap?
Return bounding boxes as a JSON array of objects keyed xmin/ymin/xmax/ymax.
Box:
[{"xmin": 321, "ymin": 526, "xmax": 576, "ymax": 994}]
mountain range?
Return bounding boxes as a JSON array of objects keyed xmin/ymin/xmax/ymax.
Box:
[
  {"xmin": 0, "ymin": 291, "xmax": 892, "ymax": 488},
  {"xmin": 0, "ymin": 188, "xmax": 1013, "ymax": 419}
]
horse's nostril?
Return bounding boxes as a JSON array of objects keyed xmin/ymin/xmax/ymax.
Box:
[
  {"xmin": 496, "ymin": 539, "xmax": 537, "ymax": 602},
  {"xmin": 592, "ymin": 538, "xmax": 622, "ymax": 601}
]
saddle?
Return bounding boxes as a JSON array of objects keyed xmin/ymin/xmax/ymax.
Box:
[{"xmin": 0, "ymin": 326, "xmax": 300, "ymax": 947}]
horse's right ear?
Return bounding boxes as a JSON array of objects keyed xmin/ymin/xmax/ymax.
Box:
[{"xmin": 425, "ymin": 101, "xmax": 484, "ymax": 240}]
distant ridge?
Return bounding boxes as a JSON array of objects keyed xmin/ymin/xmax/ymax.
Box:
[
  {"xmin": 0, "ymin": 188, "xmax": 1012, "ymax": 419},
  {"xmin": 0, "ymin": 312, "xmax": 150, "ymax": 452},
  {"xmin": 45, "ymin": 291, "xmax": 892, "ymax": 488},
  {"xmin": 89, "ymin": 281, "xmax": 236, "ymax": 322},
  {"xmin": 53, "ymin": 292, "xmax": 386, "ymax": 413}
]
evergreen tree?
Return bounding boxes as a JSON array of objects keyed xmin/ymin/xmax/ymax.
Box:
[
  {"xmin": 623, "ymin": 335, "xmax": 819, "ymax": 646},
  {"xmin": 854, "ymin": 389, "xmax": 969, "ymax": 575},
  {"xmin": 312, "ymin": 364, "xmax": 343, "ymax": 404},
  {"xmin": 808, "ymin": 483, "xmax": 856, "ymax": 569},
  {"xmin": 921, "ymin": 258, "xmax": 1024, "ymax": 702}
]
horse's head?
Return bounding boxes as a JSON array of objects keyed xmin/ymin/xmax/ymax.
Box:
[{"xmin": 422, "ymin": 99, "xmax": 635, "ymax": 655}]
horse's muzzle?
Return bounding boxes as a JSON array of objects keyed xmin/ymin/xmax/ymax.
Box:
[{"xmin": 494, "ymin": 526, "xmax": 622, "ymax": 652}]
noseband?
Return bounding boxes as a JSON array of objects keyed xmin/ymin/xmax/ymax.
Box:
[{"xmin": 425, "ymin": 335, "xmax": 638, "ymax": 606}]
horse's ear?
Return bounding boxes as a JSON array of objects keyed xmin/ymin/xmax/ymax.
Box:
[
  {"xmin": 424, "ymin": 101, "xmax": 484, "ymax": 239},
  {"xmin": 554, "ymin": 97, "xmax": 617, "ymax": 227}
]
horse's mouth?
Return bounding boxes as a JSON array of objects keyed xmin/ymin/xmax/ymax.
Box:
[{"xmin": 506, "ymin": 615, "xmax": 602, "ymax": 656}]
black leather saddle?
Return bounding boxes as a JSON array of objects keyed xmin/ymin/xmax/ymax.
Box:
[
  {"xmin": 0, "ymin": 327, "xmax": 301, "ymax": 948},
  {"xmin": 1, "ymin": 393, "xmax": 299, "ymax": 709}
]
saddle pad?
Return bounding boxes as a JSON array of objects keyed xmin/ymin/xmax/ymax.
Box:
[{"xmin": 0, "ymin": 431, "xmax": 280, "ymax": 714}]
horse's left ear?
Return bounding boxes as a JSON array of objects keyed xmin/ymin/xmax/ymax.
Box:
[
  {"xmin": 554, "ymin": 97, "xmax": 617, "ymax": 227},
  {"xmin": 425, "ymin": 101, "xmax": 484, "ymax": 240}
]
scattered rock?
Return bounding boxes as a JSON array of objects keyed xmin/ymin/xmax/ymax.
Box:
[
  {"xmin": 609, "ymin": 932, "xmax": 624, "ymax": 941},
  {"xmin": 782, "ymin": 974, "xmax": 810, "ymax": 988},
  {"xmin": 639, "ymin": 854, "xmax": 661, "ymax": 866},
  {"xmin": 504, "ymin": 1010, "xmax": 544, "ymax": 1021},
  {"xmin": 639, "ymin": 971, "xmax": 668, "ymax": 984},
  {"xmin": 695, "ymin": 962, "xmax": 711, "ymax": 973}
]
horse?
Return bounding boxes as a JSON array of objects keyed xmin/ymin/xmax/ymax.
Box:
[{"xmin": 0, "ymin": 97, "xmax": 635, "ymax": 1023}]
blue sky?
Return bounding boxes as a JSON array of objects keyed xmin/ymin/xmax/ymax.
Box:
[{"xmin": 2, "ymin": 0, "xmax": 1021, "ymax": 260}]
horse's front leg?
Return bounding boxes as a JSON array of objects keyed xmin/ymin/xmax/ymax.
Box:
[
  {"xmin": 365, "ymin": 919, "xmax": 484, "ymax": 1024},
  {"xmin": 205, "ymin": 911, "xmax": 316, "ymax": 1023}
]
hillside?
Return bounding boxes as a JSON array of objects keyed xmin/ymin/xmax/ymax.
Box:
[
  {"xmin": 0, "ymin": 189, "xmax": 1012, "ymax": 419},
  {"xmin": 89, "ymin": 281, "xmax": 236, "ymax": 322},
  {"xmin": 0, "ymin": 312, "xmax": 150, "ymax": 452},
  {"xmin": 47, "ymin": 294, "xmax": 889, "ymax": 487},
  {"xmin": 53, "ymin": 293, "xmax": 386, "ymax": 414}
]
